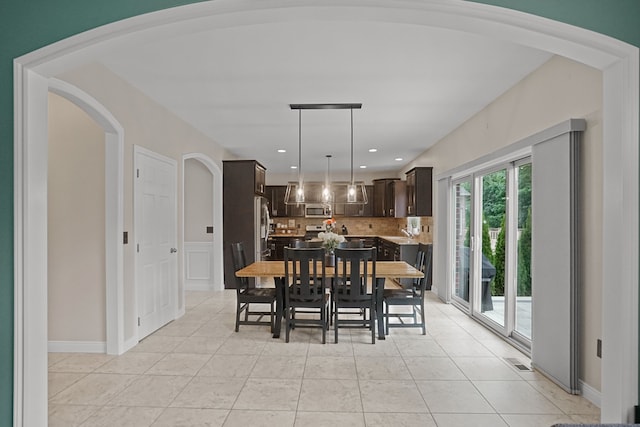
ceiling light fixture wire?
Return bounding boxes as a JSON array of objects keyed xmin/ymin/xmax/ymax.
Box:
[{"xmin": 296, "ymin": 108, "xmax": 304, "ymax": 202}]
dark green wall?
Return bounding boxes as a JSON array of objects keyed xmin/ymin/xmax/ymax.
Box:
[{"xmin": 1, "ymin": 0, "xmax": 638, "ymax": 424}]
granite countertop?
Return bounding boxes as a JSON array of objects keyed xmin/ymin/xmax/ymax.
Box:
[
  {"xmin": 377, "ymin": 236, "xmax": 418, "ymax": 245},
  {"xmin": 270, "ymin": 233, "xmax": 304, "ymax": 238}
]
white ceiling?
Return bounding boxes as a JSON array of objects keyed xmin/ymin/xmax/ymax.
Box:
[{"xmin": 97, "ymin": 18, "xmax": 551, "ymax": 175}]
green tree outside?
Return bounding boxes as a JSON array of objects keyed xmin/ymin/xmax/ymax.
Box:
[
  {"xmin": 482, "ymin": 170, "xmax": 506, "ymax": 228},
  {"xmin": 493, "ymin": 215, "xmax": 506, "ymax": 296},
  {"xmin": 518, "ymin": 207, "xmax": 532, "ymax": 296},
  {"xmin": 518, "ymin": 164, "xmax": 532, "ymax": 228}
]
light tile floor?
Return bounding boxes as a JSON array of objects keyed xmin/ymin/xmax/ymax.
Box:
[{"xmin": 49, "ymin": 291, "xmax": 600, "ymax": 427}]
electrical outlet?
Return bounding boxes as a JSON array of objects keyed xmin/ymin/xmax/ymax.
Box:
[{"xmin": 597, "ymin": 339, "xmax": 602, "ymax": 358}]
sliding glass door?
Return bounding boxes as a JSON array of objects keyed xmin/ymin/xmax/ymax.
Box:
[
  {"xmin": 452, "ymin": 178, "xmax": 472, "ymax": 306},
  {"xmin": 514, "ymin": 161, "xmax": 532, "ymax": 340},
  {"xmin": 450, "ymin": 159, "xmax": 532, "ymax": 348},
  {"xmin": 478, "ymin": 168, "xmax": 507, "ymax": 328}
]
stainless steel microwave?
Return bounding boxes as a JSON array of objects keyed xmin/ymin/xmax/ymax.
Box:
[{"xmin": 304, "ymin": 204, "xmax": 332, "ymax": 218}]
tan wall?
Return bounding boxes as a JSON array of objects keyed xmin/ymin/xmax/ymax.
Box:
[
  {"xmin": 409, "ymin": 55, "xmax": 603, "ymax": 391},
  {"xmin": 184, "ymin": 158, "xmax": 214, "ymax": 242},
  {"xmin": 48, "ymin": 92, "xmax": 106, "ymax": 342},
  {"xmin": 56, "ymin": 62, "xmax": 234, "ymax": 345}
]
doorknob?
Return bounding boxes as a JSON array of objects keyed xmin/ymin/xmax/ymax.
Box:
[{"xmin": 170, "ymin": 248, "xmax": 177, "ymax": 253}]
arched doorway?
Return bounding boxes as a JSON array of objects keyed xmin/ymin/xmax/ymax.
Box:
[
  {"xmin": 48, "ymin": 78, "xmax": 125, "ymax": 356},
  {"xmin": 13, "ymin": 2, "xmax": 638, "ymax": 424},
  {"xmin": 182, "ymin": 153, "xmax": 224, "ymax": 292}
]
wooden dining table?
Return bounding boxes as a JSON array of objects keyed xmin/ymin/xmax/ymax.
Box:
[{"xmin": 235, "ymin": 260, "xmax": 424, "ymax": 340}]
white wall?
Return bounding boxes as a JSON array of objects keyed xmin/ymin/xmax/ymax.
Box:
[
  {"xmin": 184, "ymin": 158, "xmax": 213, "ymax": 242},
  {"xmin": 54, "ymin": 63, "xmax": 234, "ymax": 346},
  {"xmin": 48, "ymin": 92, "xmax": 106, "ymax": 343},
  {"xmin": 411, "ymin": 55, "xmax": 603, "ymax": 391}
]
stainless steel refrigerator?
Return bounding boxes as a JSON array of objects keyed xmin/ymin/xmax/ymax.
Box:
[{"xmin": 254, "ymin": 196, "xmax": 271, "ymax": 263}]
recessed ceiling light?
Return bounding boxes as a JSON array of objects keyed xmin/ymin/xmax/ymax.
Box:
[
  {"xmin": 368, "ymin": 148, "xmax": 377, "ymax": 153},
  {"xmin": 394, "ymin": 157, "xmax": 403, "ymax": 161},
  {"xmin": 290, "ymin": 165, "xmax": 297, "ymax": 169},
  {"xmin": 360, "ymin": 165, "xmax": 367, "ymax": 169},
  {"xmin": 277, "ymin": 149, "xmax": 286, "ymax": 153}
]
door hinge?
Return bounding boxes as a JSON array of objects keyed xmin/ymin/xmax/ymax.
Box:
[
  {"xmin": 137, "ymin": 243, "xmax": 140, "ymax": 253},
  {"xmin": 136, "ymin": 168, "xmax": 140, "ymax": 178},
  {"xmin": 138, "ymin": 317, "xmax": 141, "ymax": 327}
]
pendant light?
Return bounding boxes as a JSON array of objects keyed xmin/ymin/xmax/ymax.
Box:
[
  {"xmin": 347, "ymin": 108, "xmax": 357, "ymax": 203},
  {"xmin": 295, "ymin": 108, "xmax": 304, "ymax": 203},
  {"xmin": 322, "ymin": 155, "xmax": 332, "ymax": 204},
  {"xmin": 285, "ymin": 103, "xmax": 367, "ymax": 205}
]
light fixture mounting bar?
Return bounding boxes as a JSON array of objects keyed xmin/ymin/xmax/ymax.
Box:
[{"xmin": 290, "ymin": 103, "xmax": 362, "ymax": 110}]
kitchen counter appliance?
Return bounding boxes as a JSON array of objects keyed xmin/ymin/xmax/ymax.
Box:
[{"xmin": 304, "ymin": 224, "xmax": 325, "ymax": 240}]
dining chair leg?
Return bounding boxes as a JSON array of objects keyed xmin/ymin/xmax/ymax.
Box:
[
  {"xmin": 235, "ymin": 301, "xmax": 241, "ymax": 332},
  {"xmin": 321, "ymin": 304, "xmax": 326, "ymax": 344},
  {"xmin": 384, "ymin": 303, "xmax": 389, "ymax": 336},
  {"xmin": 270, "ymin": 301, "xmax": 275, "ymax": 333},
  {"xmin": 370, "ymin": 308, "xmax": 375, "ymax": 344},
  {"xmin": 285, "ymin": 307, "xmax": 291, "ymax": 343},
  {"xmin": 420, "ymin": 300, "xmax": 426, "ymax": 335},
  {"xmin": 334, "ymin": 310, "xmax": 339, "ymax": 343}
]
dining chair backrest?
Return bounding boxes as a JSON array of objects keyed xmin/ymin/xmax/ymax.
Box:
[
  {"xmin": 284, "ymin": 247, "xmax": 326, "ymax": 301},
  {"xmin": 421, "ymin": 243, "xmax": 433, "ymax": 292},
  {"xmin": 230, "ymin": 242, "xmax": 250, "ymax": 291},
  {"xmin": 333, "ymin": 247, "xmax": 376, "ymax": 301},
  {"xmin": 415, "ymin": 243, "xmax": 432, "ymax": 296},
  {"xmin": 411, "ymin": 246, "xmax": 425, "ymax": 291},
  {"xmin": 338, "ymin": 239, "xmax": 364, "ymax": 248}
]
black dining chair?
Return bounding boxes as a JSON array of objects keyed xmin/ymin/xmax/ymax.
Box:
[
  {"xmin": 330, "ymin": 238, "xmax": 365, "ymax": 323},
  {"xmin": 333, "ymin": 247, "xmax": 377, "ymax": 344},
  {"xmin": 284, "ymin": 247, "xmax": 330, "ymax": 343},
  {"xmin": 230, "ymin": 242, "xmax": 277, "ymax": 333},
  {"xmin": 383, "ymin": 243, "xmax": 431, "ymax": 335}
]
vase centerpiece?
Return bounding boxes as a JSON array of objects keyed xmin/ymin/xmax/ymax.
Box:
[{"xmin": 318, "ymin": 218, "xmax": 344, "ymax": 267}]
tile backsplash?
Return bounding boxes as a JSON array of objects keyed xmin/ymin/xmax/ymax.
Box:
[{"xmin": 271, "ymin": 216, "xmax": 433, "ymax": 244}]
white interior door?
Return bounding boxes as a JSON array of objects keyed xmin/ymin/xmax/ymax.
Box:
[{"xmin": 134, "ymin": 146, "xmax": 178, "ymax": 339}]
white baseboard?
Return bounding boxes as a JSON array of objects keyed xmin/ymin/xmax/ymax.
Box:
[
  {"xmin": 48, "ymin": 340, "xmax": 106, "ymax": 353},
  {"xmin": 580, "ymin": 379, "xmax": 601, "ymax": 408}
]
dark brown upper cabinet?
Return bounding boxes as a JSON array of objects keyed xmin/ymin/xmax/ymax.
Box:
[
  {"xmin": 405, "ymin": 167, "xmax": 433, "ymax": 217},
  {"xmin": 372, "ymin": 179, "xmax": 406, "ymax": 218}
]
